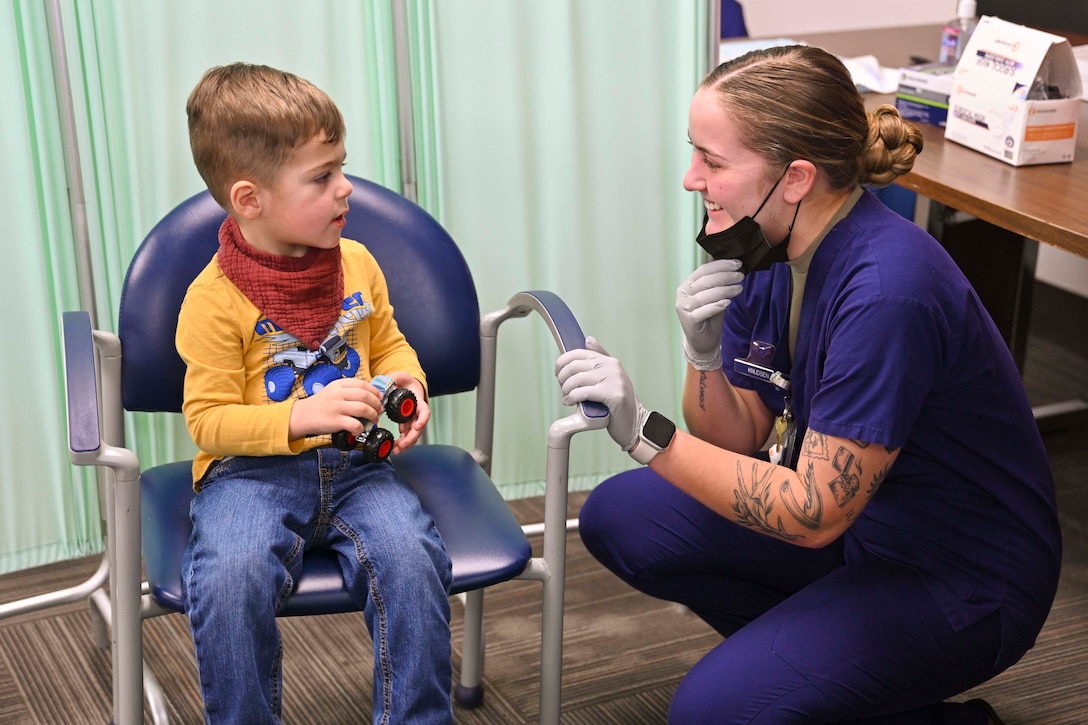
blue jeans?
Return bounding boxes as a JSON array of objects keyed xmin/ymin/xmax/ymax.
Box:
[{"xmin": 182, "ymin": 448, "xmax": 453, "ymax": 725}]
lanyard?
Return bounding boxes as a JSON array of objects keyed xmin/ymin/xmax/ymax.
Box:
[{"xmin": 768, "ymin": 395, "xmax": 796, "ymax": 467}]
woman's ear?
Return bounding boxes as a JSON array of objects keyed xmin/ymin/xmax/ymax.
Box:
[
  {"xmin": 229, "ymin": 180, "xmax": 260, "ymax": 220},
  {"xmin": 783, "ymin": 160, "xmax": 817, "ymax": 204}
]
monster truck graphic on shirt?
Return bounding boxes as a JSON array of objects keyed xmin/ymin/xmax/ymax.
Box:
[{"xmin": 261, "ymin": 293, "xmax": 372, "ymax": 402}]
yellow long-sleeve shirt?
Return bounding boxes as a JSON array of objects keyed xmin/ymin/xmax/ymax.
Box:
[{"xmin": 176, "ymin": 239, "xmax": 427, "ymax": 487}]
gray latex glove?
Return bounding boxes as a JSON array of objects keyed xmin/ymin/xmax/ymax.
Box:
[
  {"xmin": 675, "ymin": 258, "xmax": 745, "ymax": 370},
  {"xmin": 555, "ymin": 336, "xmax": 649, "ymax": 452}
]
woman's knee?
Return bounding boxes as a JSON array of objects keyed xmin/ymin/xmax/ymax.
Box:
[
  {"xmin": 579, "ymin": 469, "xmax": 658, "ymax": 554},
  {"xmin": 670, "ymin": 661, "xmax": 749, "ymax": 725}
]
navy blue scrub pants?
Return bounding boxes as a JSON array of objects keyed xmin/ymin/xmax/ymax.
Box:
[{"xmin": 579, "ymin": 469, "xmax": 1000, "ymax": 724}]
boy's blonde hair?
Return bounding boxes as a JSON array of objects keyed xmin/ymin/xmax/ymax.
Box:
[{"xmin": 186, "ymin": 63, "xmax": 345, "ymax": 209}]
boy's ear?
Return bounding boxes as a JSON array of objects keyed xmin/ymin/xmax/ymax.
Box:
[{"xmin": 229, "ymin": 180, "xmax": 261, "ymax": 220}]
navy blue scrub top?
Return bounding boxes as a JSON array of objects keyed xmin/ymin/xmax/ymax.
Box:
[{"xmin": 721, "ymin": 189, "xmax": 1061, "ymax": 667}]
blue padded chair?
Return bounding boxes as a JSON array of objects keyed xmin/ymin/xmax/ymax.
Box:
[{"xmin": 60, "ymin": 175, "xmax": 606, "ymax": 724}]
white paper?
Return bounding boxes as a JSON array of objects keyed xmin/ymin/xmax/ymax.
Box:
[
  {"xmin": 838, "ymin": 54, "xmax": 900, "ymax": 94},
  {"xmin": 1074, "ymin": 44, "xmax": 1088, "ymax": 101}
]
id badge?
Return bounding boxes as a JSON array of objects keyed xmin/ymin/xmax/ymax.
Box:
[
  {"xmin": 734, "ymin": 341, "xmax": 795, "ymax": 467},
  {"xmin": 733, "ymin": 341, "xmax": 790, "ymax": 391}
]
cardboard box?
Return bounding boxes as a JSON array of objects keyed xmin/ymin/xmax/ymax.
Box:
[
  {"xmin": 944, "ymin": 16, "xmax": 1083, "ymax": 166},
  {"xmin": 896, "ymin": 62, "xmax": 955, "ymax": 127}
]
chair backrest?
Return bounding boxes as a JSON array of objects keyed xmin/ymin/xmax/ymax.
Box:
[{"xmin": 119, "ymin": 175, "xmax": 481, "ymax": 413}]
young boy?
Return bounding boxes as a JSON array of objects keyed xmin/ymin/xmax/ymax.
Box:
[{"xmin": 177, "ymin": 62, "xmax": 453, "ymax": 724}]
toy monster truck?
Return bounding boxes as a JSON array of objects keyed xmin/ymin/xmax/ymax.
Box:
[{"xmin": 330, "ymin": 375, "xmax": 417, "ymax": 462}]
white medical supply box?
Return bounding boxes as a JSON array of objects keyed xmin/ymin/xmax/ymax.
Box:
[
  {"xmin": 896, "ymin": 62, "xmax": 955, "ymax": 127},
  {"xmin": 944, "ymin": 16, "xmax": 1083, "ymax": 166}
]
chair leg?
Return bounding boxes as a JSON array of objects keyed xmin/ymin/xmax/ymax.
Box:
[
  {"xmin": 453, "ymin": 589, "xmax": 486, "ymax": 707},
  {"xmin": 537, "ymin": 548, "xmax": 565, "ymax": 725},
  {"xmin": 144, "ymin": 660, "xmax": 170, "ymax": 725},
  {"xmin": 90, "ymin": 588, "xmax": 111, "ymax": 649},
  {"xmin": 0, "ymin": 552, "xmax": 110, "ymax": 622},
  {"xmin": 109, "ymin": 476, "xmax": 146, "ymax": 725},
  {"xmin": 536, "ymin": 434, "xmax": 577, "ymax": 725},
  {"xmin": 90, "ymin": 587, "xmax": 173, "ymax": 724}
]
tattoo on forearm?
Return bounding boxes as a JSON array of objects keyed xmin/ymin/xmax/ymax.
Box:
[
  {"xmin": 732, "ymin": 461, "xmax": 802, "ymax": 541},
  {"xmin": 828, "ymin": 446, "xmax": 861, "ymax": 507},
  {"xmin": 867, "ymin": 455, "xmax": 896, "ymax": 498},
  {"xmin": 780, "ymin": 461, "xmax": 823, "ymax": 530},
  {"xmin": 801, "ymin": 432, "xmax": 830, "ymax": 461},
  {"xmin": 698, "ymin": 371, "xmax": 708, "ymax": 411}
]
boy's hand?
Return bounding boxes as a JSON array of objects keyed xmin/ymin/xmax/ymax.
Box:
[
  {"xmin": 387, "ymin": 373, "xmax": 430, "ymax": 454},
  {"xmin": 288, "ymin": 377, "xmax": 384, "ymax": 441}
]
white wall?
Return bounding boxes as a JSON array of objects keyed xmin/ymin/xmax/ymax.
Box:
[
  {"xmin": 742, "ymin": 0, "xmax": 951, "ymax": 36},
  {"xmin": 740, "ymin": 0, "xmax": 1088, "ymax": 298},
  {"xmin": 1034, "ymin": 246, "xmax": 1088, "ymax": 297}
]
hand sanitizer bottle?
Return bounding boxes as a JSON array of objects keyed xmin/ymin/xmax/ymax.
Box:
[{"xmin": 938, "ymin": 0, "xmax": 979, "ymax": 64}]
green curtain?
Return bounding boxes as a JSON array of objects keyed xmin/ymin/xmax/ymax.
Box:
[
  {"xmin": 2, "ymin": 0, "xmax": 100, "ymax": 573},
  {"xmin": 421, "ymin": 1, "xmax": 711, "ymax": 496},
  {"xmin": 0, "ymin": 0, "xmax": 710, "ymax": 574}
]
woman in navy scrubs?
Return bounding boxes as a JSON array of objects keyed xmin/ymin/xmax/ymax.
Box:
[{"xmin": 556, "ymin": 45, "xmax": 1059, "ymax": 724}]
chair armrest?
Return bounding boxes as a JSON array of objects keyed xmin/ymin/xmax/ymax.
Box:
[
  {"xmin": 61, "ymin": 311, "xmax": 140, "ymax": 478},
  {"xmin": 474, "ymin": 289, "xmax": 609, "ymax": 474},
  {"xmin": 507, "ymin": 290, "xmax": 610, "ymax": 421},
  {"xmin": 481, "ymin": 290, "xmax": 608, "ymax": 417},
  {"xmin": 62, "ymin": 311, "xmax": 103, "ymax": 459}
]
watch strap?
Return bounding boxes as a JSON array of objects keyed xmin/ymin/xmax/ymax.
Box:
[
  {"xmin": 629, "ymin": 439, "xmax": 660, "ymax": 465},
  {"xmin": 627, "ymin": 410, "xmax": 676, "ymax": 465}
]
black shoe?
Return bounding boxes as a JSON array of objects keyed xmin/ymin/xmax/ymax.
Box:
[{"xmin": 964, "ymin": 699, "xmax": 1006, "ymax": 725}]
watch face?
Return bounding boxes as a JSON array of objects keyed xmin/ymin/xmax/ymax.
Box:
[{"xmin": 643, "ymin": 411, "xmax": 676, "ymax": 449}]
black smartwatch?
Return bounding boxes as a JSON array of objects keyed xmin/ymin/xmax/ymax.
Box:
[{"xmin": 629, "ymin": 411, "xmax": 676, "ymax": 465}]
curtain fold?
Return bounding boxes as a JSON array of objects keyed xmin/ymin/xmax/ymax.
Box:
[
  {"xmin": 426, "ymin": 1, "xmax": 711, "ymax": 497},
  {"xmin": 2, "ymin": 0, "xmax": 101, "ymax": 571},
  {"xmin": 1, "ymin": 0, "xmax": 710, "ymax": 572}
]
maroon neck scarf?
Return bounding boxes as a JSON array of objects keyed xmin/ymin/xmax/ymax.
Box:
[{"xmin": 216, "ymin": 217, "xmax": 344, "ymax": 350}]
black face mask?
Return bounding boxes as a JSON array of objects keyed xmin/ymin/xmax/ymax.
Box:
[{"xmin": 695, "ymin": 169, "xmax": 800, "ymax": 274}]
